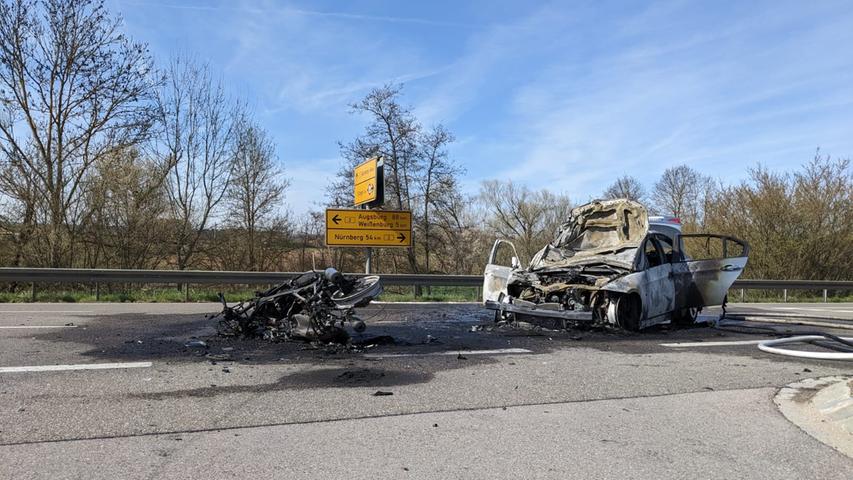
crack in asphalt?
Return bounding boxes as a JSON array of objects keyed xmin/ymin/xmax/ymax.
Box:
[{"xmin": 0, "ymin": 385, "xmax": 776, "ymax": 447}]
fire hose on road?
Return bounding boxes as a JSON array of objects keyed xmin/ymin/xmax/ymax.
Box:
[
  {"xmin": 714, "ymin": 314, "xmax": 853, "ymax": 360},
  {"xmin": 757, "ymin": 334, "xmax": 853, "ymax": 360}
]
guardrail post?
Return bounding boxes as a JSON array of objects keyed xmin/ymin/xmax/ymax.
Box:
[
  {"xmin": 823, "ymin": 289, "xmax": 827, "ymax": 303},
  {"xmin": 475, "ymin": 286, "xmax": 481, "ymax": 301},
  {"xmin": 30, "ymin": 283, "xmax": 36, "ymax": 302},
  {"xmin": 740, "ymin": 288, "xmax": 744, "ymax": 302},
  {"xmin": 95, "ymin": 282, "xmax": 100, "ymax": 301},
  {"xmin": 185, "ymin": 283, "xmax": 190, "ymax": 302},
  {"xmin": 783, "ymin": 289, "xmax": 787, "ymax": 303}
]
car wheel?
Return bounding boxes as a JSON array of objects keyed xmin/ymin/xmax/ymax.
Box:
[
  {"xmin": 615, "ymin": 294, "xmax": 642, "ymax": 331},
  {"xmin": 671, "ymin": 306, "xmax": 699, "ymax": 326}
]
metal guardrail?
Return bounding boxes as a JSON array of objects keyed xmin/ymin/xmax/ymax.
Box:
[
  {"xmin": 0, "ymin": 268, "xmax": 483, "ymax": 286},
  {"xmin": 0, "ymin": 268, "xmax": 850, "ymax": 300},
  {"xmin": 0, "ymin": 268, "xmax": 850, "ymax": 288}
]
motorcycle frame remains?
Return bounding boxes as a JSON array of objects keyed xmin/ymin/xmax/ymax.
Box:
[{"xmin": 214, "ymin": 268, "xmax": 383, "ymax": 343}]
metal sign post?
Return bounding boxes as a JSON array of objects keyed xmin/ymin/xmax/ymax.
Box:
[{"xmin": 328, "ymin": 156, "xmax": 411, "ymax": 274}]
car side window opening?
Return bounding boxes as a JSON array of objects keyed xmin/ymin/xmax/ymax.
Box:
[
  {"xmin": 643, "ymin": 238, "xmax": 663, "ymax": 269},
  {"xmin": 488, "ymin": 240, "xmax": 519, "ymax": 268},
  {"xmin": 678, "ymin": 234, "xmax": 749, "ymax": 261},
  {"xmin": 653, "ymin": 233, "xmax": 676, "ymax": 263}
]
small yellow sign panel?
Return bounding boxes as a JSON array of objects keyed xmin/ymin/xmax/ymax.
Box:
[
  {"xmin": 353, "ymin": 158, "xmax": 379, "ymax": 206},
  {"xmin": 325, "ymin": 208, "xmax": 412, "ymax": 247}
]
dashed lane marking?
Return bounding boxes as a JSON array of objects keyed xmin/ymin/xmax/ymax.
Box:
[
  {"xmin": 0, "ymin": 310, "xmax": 94, "ymax": 314},
  {"xmin": 0, "ymin": 325, "xmax": 78, "ymax": 329},
  {"xmin": 660, "ymin": 340, "xmax": 768, "ymax": 348},
  {"xmin": 0, "ymin": 362, "xmax": 152, "ymax": 373},
  {"xmin": 767, "ymin": 307, "xmax": 853, "ymax": 314},
  {"xmin": 365, "ymin": 348, "xmax": 532, "ymax": 358}
]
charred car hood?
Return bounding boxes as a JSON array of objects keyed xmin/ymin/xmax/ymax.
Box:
[{"xmin": 527, "ymin": 199, "xmax": 648, "ymax": 273}]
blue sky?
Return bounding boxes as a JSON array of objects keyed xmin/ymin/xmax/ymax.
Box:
[{"xmin": 113, "ymin": 0, "xmax": 853, "ymax": 214}]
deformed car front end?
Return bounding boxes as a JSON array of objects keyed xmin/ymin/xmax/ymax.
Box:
[{"xmin": 483, "ymin": 199, "xmax": 749, "ymax": 331}]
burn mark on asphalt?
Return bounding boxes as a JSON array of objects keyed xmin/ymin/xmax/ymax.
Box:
[{"xmin": 129, "ymin": 367, "xmax": 432, "ymax": 400}]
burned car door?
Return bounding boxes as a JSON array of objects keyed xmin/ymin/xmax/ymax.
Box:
[
  {"xmin": 635, "ymin": 235, "xmax": 675, "ymax": 321},
  {"xmin": 675, "ymin": 234, "xmax": 749, "ymax": 308},
  {"xmin": 482, "ymin": 239, "xmax": 520, "ymax": 303}
]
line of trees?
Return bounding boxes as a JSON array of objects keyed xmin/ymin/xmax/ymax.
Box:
[
  {"xmin": 0, "ymin": 1, "xmax": 849, "ymax": 284},
  {"xmin": 0, "ymin": 0, "xmax": 289, "ymax": 272}
]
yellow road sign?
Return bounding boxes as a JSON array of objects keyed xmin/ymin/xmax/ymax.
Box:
[
  {"xmin": 325, "ymin": 208, "xmax": 412, "ymax": 247},
  {"xmin": 353, "ymin": 157, "xmax": 380, "ymax": 206}
]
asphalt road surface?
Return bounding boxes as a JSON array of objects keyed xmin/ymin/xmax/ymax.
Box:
[{"xmin": 1, "ymin": 302, "xmax": 851, "ymax": 479}]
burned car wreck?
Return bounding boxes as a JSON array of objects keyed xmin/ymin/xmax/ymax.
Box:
[
  {"xmin": 213, "ymin": 268, "xmax": 382, "ymax": 343},
  {"xmin": 483, "ymin": 199, "xmax": 749, "ymax": 331}
]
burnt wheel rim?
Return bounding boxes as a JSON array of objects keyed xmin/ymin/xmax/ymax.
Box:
[{"xmin": 616, "ymin": 294, "xmax": 641, "ymax": 330}]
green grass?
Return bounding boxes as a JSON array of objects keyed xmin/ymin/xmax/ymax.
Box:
[
  {"xmin": 0, "ymin": 287, "xmax": 260, "ymax": 303},
  {"xmin": 376, "ymin": 286, "xmax": 480, "ymax": 302},
  {"xmin": 0, "ymin": 284, "xmax": 482, "ymax": 303},
  {"xmin": 0, "ymin": 284, "xmax": 849, "ymax": 303}
]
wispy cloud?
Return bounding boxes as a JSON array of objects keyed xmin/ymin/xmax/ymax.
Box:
[
  {"xmin": 439, "ymin": 0, "xmax": 853, "ymax": 201},
  {"xmin": 119, "ymin": 1, "xmax": 479, "ymax": 28},
  {"xmin": 282, "ymin": 157, "xmax": 341, "ymax": 213},
  {"xmin": 269, "ymin": 65, "xmax": 452, "ymax": 115}
]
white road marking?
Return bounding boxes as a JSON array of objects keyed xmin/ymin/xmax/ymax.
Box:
[
  {"xmin": 0, "ymin": 325, "xmax": 78, "ymax": 329},
  {"xmin": 660, "ymin": 340, "xmax": 768, "ymax": 348},
  {"xmin": 765, "ymin": 307, "xmax": 853, "ymax": 313},
  {"xmin": 365, "ymin": 348, "xmax": 532, "ymax": 358},
  {"xmin": 0, "ymin": 310, "xmax": 94, "ymax": 314},
  {"xmin": 0, "ymin": 362, "xmax": 152, "ymax": 373},
  {"xmin": 371, "ymin": 301, "xmax": 479, "ymax": 305}
]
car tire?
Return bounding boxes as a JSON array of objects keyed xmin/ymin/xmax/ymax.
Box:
[
  {"xmin": 615, "ymin": 293, "xmax": 642, "ymax": 332},
  {"xmin": 671, "ymin": 307, "xmax": 699, "ymax": 326}
]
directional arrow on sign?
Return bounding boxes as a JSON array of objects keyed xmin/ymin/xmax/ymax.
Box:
[{"xmin": 325, "ymin": 208, "xmax": 411, "ymax": 247}]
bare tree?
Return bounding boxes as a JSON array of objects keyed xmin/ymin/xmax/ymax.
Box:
[
  {"xmin": 704, "ymin": 152, "xmax": 852, "ymax": 281},
  {"xmin": 82, "ymin": 147, "xmax": 169, "ymax": 269},
  {"xmin": 156, "ymin": 56, "xmax": 240, "ymax": 270},
  {"xmin": 651, "ymin": 165, "xmax": 713, "ymax": 227},
  {"xmin": 0, "ymin": 0, "xmax": 157, "ymax": 266},
  {"xmin": 478, "ymin": 180, "xmax": 572, "ymax": 263},
  {"xmin": 330, "ymin": 84, "xmax": 420, "ymax": 211},
  {"xmin": 602, "ymin": 175, "xmax": 646, "ymax": 203},
  {"xmin": 417, "ymin": 124, "xmax": 461, "ymax": 274},
  {"xmin": 294, "ymin": 211, "xmax": 323, "ymax": 271},
  {"xmin": 431, "ymin": 191, "xmax": 491, "ymax": 275},
  {"xmin": 224, "ymin": 122, "xmax": 289, "ymax": 270},
  {"xmin": 0, "ymin": 155, "xmax": 38, "ymax": 267}
]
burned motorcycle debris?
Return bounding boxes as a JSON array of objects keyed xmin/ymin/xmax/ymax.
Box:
[{"xmin": 212, "ymin": 268, "xmax": 382, "ymax": 343}]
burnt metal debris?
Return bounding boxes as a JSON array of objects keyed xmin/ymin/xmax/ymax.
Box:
[
  {"xmin": 212, "ymin": 268, "xmax": 382, "ymax": 343},
  {"xmin": 483, "ymin": 198, "xmax": 750, "ymax": 331}
]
